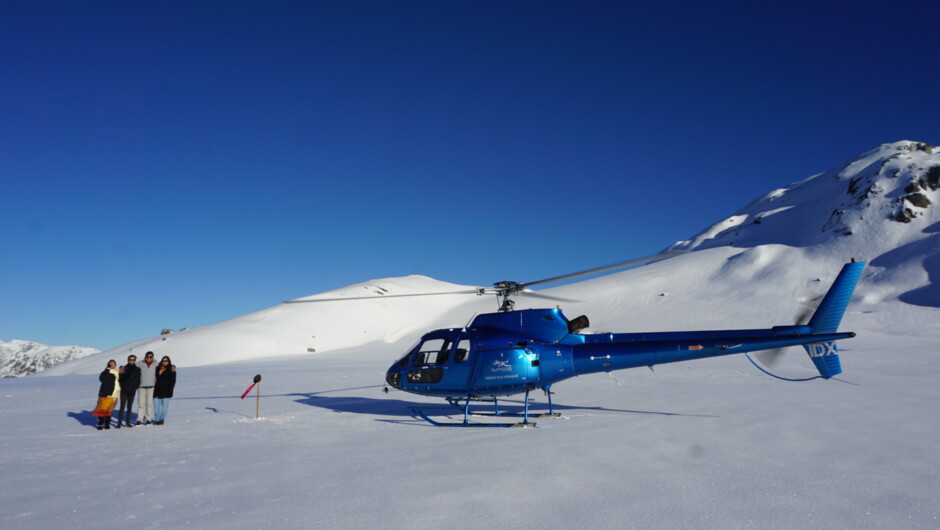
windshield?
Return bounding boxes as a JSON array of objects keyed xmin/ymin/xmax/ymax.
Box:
[{"xmin": 395, "ymin": 340, "xmax": 420, "ymax": 368}]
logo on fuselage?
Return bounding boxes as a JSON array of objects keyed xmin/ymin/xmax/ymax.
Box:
[
  {"xmin": 491, "ymin": 360, "xmax": 512, "ymax": 372},
  {"xmin": 807, "ymin": 342, "xmax": 838, "ymax": 358}
]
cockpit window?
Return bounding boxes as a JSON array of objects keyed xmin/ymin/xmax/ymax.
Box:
[
  {"xmin": 454, "ymin": 339, "xmax": 471, "ymax": 363},
  {"xmin": 395, "ymin": 340, "xmax": 420, "ymax": 368},
  {"xmin": 413, "ymin": 339, "xmax": 451, "ymax": 366}
]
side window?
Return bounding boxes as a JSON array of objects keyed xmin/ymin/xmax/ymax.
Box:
[
  {"xmin": 413, "ymin": 339, "xmax": 451, "ymax": 366},
  {"xmin": 454, "ymin": 339, "xmax": 471, "ymax": 363}
]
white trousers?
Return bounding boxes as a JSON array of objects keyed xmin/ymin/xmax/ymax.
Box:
[{"xmin": 137, "ymin": 387, "xmax": 154, "ymax": 422}]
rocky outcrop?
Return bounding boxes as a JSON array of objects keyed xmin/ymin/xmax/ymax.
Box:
[
  {"xmin": 0, "ymin": 340, "xmax": 99, "ymax": 377},
  {"xmin": 672, "ymin": 140, "xmax": 940, "ymax": 250}
]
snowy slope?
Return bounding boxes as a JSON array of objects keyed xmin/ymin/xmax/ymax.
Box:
[
  {"xmin": 671, "ymin": 140, "xmax": 940, "ymax": 310},
  {"xmin": 44, "ymin": 141, "xmax": 940, "ymax": 376},
  {"xmin": 5, "ymin": 141, "xmax": 940, "ymax": 529},
  {"xmin": 0, "ymin": 340, "xmax": 99, "ymax": 377},
  {"xmin": 674, "ymin": 141, "xmax": 939, "ymax": 250},
  {"xmin": 42, "ymin": 275, "xmax": 490, "ymax": 374}
]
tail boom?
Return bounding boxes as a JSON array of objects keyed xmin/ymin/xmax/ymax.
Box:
[{"xmin": 566, "ymin": 261, "xmax": 864, "ymax": 381}]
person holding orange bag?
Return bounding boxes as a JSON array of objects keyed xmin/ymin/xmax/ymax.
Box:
[{"xmin": 92, "ymin": 360, "xmax": 120, "ymax": 430}]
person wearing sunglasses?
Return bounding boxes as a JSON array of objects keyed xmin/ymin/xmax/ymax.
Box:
[
  {"xmin": 153, "ymin": 356, "xmax": 177, "ymax": 425},
  {"xmin": 136, "ymin": 351, "xmax": 158, "ymax": 425},
  {"xmin": 116, "ymin": 354, "xmax": 141, "ymax": 428}
]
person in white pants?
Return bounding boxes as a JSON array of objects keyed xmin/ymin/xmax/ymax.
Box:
[{"xmin": 137, "ymin": 351, "xmax": 158, "ymax": 425}]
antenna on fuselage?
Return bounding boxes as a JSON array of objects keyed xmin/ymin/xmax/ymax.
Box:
[{"xmin": 463, "ymin": 313, "xmax": 477, "ymax": 331}]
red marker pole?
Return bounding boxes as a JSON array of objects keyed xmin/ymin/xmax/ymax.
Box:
[{"xmin": 240, "ymin": 374, "xmax": 262, "ymax": 419}]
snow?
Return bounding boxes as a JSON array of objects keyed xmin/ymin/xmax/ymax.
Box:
[
  {"xmin": 3, "ymin": 328, "xmax": 938, "ymax": 528},
  {"xmin": 2, "ymin": 141, "xmax": 939, "ymax": 528}
]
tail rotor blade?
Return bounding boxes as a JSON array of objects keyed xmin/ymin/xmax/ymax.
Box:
[
  {"xmin": 795, "ymin": 294, "xmax": 822, "ymax": 325},
  {"xmin": 754, "ymin": 293, "xmax": 827, "ymax": 369},
  {"xmin": 755, "ymin": 348, "xmax": 785, "ymax": 368}
]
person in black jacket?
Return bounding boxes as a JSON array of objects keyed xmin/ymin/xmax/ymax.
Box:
[
  {"xmin": 116, "ymin": 354, "xmax": 141, "ymax": 428},
  {"xmin": 92, "ymin": 360, "xmax": 119, "ymax": 430},
  {"xmin": 152, "ymin": 355, "xmax": 177, "ymax": 425}
]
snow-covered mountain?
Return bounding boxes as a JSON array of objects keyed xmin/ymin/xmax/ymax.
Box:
[
  {"xmin": 43, "ymin": 140, "xmax": 939, "ymax": 376},
  {"xmin": 674, "ymin": 141, "xmax": 939, "ymax": 252},
  {"xmin": 0, "ymin": 339, "xmax": 99, "ymax": 377}
]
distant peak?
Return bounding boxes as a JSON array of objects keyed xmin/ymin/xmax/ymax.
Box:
[
  {"xmin": 673, "ymin": 140, "xmax": 940, "ymax": 252},
  {"xmin": 877, "ymin": 140, "xmax": 935, "ymax": 154}
]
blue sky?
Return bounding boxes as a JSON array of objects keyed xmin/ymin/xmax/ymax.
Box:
[{"xmin": 2, "ymin": 1, "xmax": 937, "ymax": 350}]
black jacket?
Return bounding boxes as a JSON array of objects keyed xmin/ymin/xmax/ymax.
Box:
[
  {"xmin": 119, "ymin": 364, "xmax": 141, "ymax": 395},
  {"xmin": 98, "ymin": 370, "xmax": 116, "ymax": 398},
  {"xmin": 154, "ymin": 367, "xmax": 177, "ymax": 399}
]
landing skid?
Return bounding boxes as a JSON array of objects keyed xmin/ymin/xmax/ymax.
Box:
[
  {"xmin": 414, "ymin": 387, "xmax": 559, "ymax": 427},
  {"xmin": 412, "ymin": 408, "xmax": 537, "ymax": 428},
  {"xmin": 468, "ymin": 411, "xmax": 562, "ymax": 419}
]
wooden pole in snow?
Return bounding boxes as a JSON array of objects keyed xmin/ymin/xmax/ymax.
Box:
[
  {"xmin": 240, "ymin": 374, "xmax": 263, "ymax": 419},
  {"xmin": 252, "ymin": 374, "xmax": 262, "ymax": 419}
]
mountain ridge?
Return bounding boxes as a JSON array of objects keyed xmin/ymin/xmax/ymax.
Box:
[
  {"xmin": 671, "ymin": 140, "xmax": 939, "ymax": 252},
  {"xmin": 0, "ymin": 339, "xmax": 99, "ymax": 377}
]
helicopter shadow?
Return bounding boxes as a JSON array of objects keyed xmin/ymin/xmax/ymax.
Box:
[
  {"xmin": 173, "ymin": 386, "xmax": 716, "ymax": 424},
  {"xmin": 289, "ymin": 392, "xmax": 424, "ymax": 418},
  {"xmin": 287, "ymin": 392, "xmax": 717, "ymax": 424},
  {"xmin": 484, "ymin": 398, "xmax": 718, "ymax": 419}
]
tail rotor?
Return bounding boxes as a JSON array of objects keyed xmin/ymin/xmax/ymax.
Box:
[{"xmin": 753, "ymin": 296, "xmax": 818, "ymax": 368}]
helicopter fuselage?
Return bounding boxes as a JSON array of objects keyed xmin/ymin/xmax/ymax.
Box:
[{"xmin": 384, "ymin": 307, "xmax": 854, "ymax": 399}]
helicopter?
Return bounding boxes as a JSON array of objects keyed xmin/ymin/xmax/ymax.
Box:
[{"xmin": 286, "ymin": 252, "xmax": 865, "ymax": 427}]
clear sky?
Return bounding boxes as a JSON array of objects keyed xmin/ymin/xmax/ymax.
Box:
[{"xmin": 2, "ymin": 1, "xmax": 937, "ymax": 350}]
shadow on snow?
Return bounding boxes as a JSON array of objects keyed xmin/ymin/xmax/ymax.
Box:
[{"xmin": 68, "ymin": 384, "xmax": 716, "ymax": 427}]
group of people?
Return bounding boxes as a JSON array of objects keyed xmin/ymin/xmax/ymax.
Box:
[{"xmin": 92, "ymin": 351, "xmax": 177, "ymax": 430}]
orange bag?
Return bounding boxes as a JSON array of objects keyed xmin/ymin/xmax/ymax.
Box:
[{"xmin": 92, "ymin": 396, "xmax": 117, "ymax": 417}]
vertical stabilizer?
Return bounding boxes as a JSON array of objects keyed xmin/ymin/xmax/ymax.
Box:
[
  {"xmin": 804, "ymin": 261, "xmax": 865, "ymax": 378},
  {"xmin": 808, "ymin": 261, "xmax": 865, "ymax": 334},
  {"xmin": 803, "ymin": 341, "xmax": 843, "ymax": 378}
]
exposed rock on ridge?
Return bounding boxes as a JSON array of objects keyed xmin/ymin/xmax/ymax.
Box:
[
  {"xmin": 672, "ymin": 140, "xmax": 940, "ymax": 249},
  {"xmin": 0, "ymin": 340, "xmax": 100, "ymax": 377}
]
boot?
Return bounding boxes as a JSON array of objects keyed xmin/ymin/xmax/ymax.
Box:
[
  {"xmin": 116, "ymin": 421, "xmax": 122, "ymax": 429},
  {"xmin": 97, "ymin": 418, "xmax": 104, "ymax": 430},
  {"xmin": 104, "ymin": 419, "xmax": 110, "ymax": 429}
]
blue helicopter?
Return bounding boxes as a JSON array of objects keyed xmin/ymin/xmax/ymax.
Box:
[{"xmin": 291, "ymin": 253, "xmax": 865, "ymax": 427}]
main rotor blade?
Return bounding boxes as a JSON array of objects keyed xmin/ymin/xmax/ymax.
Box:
[
  {"xmin": 519, "ymin": 250, "xmax": 685, "ymax": 289},
  {"xmin": 517, "ymin": 290, "xmax": 580, "ymax": 303},
  {"xmin": 283, "ymin": 289, "xmax": 483, "ymax": 304}
]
